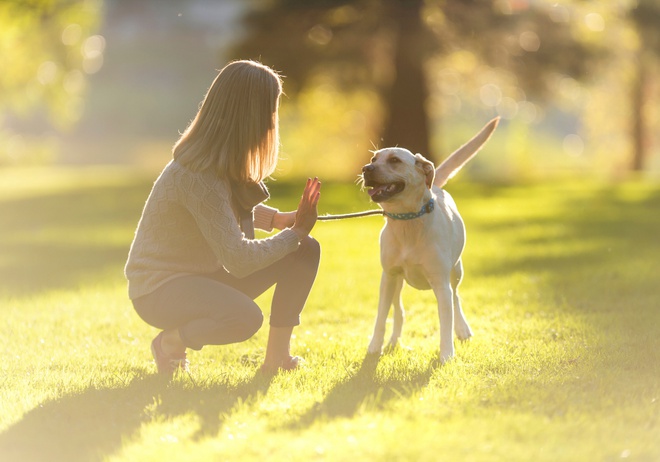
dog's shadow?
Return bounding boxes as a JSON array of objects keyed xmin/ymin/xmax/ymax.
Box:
[
  {"xmin": 0, "ymin": 370, "xmax": 273, "ymax": 462},
  {"xmin": 291, "ymin": 351, "xmax": 437, "ymax": 429}
]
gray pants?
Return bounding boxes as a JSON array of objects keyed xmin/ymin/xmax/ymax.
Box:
[{"xmin": 132, "ymin": 236, "xmax": 321, "ymax": 350}]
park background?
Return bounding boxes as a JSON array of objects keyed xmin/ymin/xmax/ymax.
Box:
[
  {"xmin": 1, "ymin": 1, "xmax": 659, "ymax": 461},
  {"xmin": 3, "ymin": 0, "xmax": 660, "ymax": 179}
]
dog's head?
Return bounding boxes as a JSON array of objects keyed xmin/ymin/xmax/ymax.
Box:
[{"xmin": 361, "ymin": 147, "xmax": 435, "ymax": 203}]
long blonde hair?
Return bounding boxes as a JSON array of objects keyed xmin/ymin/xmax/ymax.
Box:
[{"xmin": 173, "ymin": 60, "xmax": 283, "ymax": 183}]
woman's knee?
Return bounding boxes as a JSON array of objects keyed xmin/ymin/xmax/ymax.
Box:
[
  {"xmin": 237, "ymin": 305, "xmax": 264, "ymax": 340},
  {"xmin": 299, "ymin": 235, "xmax": 321, "ymax": 266},
  {"xmin": 186, "ymin": 306, "xmax": 263, "ymax": 348}
]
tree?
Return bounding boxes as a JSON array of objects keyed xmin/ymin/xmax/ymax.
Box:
[
  {"xmin": 0, "ymin": 0, "xmax": 103, "ymax": 163},
  {"xmin": 628, "ymin": 0, "xmax": 660, "ymax": 172},
  {"xmin": 231, "ymin": 0, "xmax": 602, "ymax": 163}
]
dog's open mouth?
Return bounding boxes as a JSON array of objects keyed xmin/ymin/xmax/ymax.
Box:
[{"xmin": 366, "ymin": 181, "xmax": 405, "ymax": 202}]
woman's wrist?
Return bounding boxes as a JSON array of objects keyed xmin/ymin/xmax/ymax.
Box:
[
  {"xmin": 272, "ymin": 212, "xmax": 282, "ymax": 230},
  {"xmin": 273, "ymin": 211, "xmax": 295, "ymax": 231},
  {"xmin": 290, "ymin": 226, "xmax": 307, "ymax": 242}
]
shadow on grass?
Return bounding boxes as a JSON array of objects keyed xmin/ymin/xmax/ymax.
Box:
[
  {"xmin": 291, "ymin": 352, "xmax": 437, "ymax": 429},
  {"xmin": 468, "ymin": 183, "xmax": 660, "ymax": 279},
  {"xmin": 0, "ymin": 370, "xmax": 273, "ymax": 462},
  {"xmin": 458, "ymin": 183, "xmax": 660, "ymax": 317},
  {"xmin": 156, "ymin": 371, "xmax": 274, "ymax": 441},
  {"xmin": 0, "ymin": 178, "xmax": 150, "ymax": 296}
]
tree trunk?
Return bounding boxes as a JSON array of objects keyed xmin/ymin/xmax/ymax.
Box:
[
  {"xmin": 380, "ymin": 0, "xmax": 432, "ymax": 162},
  {"xmin": 631, "ymin": 51, "xmax": 650, "ymax": 172}
]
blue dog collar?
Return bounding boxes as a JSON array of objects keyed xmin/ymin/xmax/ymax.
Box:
[{"xmin": 384, "ymin": 198, "xmax": 435, "ymax": 220}]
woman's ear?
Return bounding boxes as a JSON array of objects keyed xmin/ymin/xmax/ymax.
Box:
[{"xmin": 415, "ymin": 153, "xmax": 435, "ymax": 189}]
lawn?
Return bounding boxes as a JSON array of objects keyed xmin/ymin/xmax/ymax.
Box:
[{"xmin": 0, "ymin": 166, "xmax": 658, "ymax": 462}]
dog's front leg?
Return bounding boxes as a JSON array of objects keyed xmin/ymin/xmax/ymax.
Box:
[
  {"xmin": 430, "ymin": 278, "xmax": 455, "ymax": 363},
  {"xmin": 368, "ymin": 271, "xmax": 400, "ymax": 355},
  {"xmin": 387, "ymin": 276, "xmax": 405, "ymax": 350}
]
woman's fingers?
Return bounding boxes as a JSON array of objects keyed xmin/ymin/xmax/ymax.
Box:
[
  {"xmin": 307, "ymin": 180, "xmax": 320, "ymax": 207},
  {"xmin": 292, "ymin": 178, "xmax": 321, "ymax": 237},
  {"xmin": 301, "ymin": 178, "xmax": 321, "ymax": 207},
  {"xmin": 305, "ymin": 178, "xmax": 319, "ymax": 199}
]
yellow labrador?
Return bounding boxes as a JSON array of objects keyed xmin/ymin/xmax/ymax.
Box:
[{"xmin": 361, "ymin": 118, "xmax": 499, "ymax": 362}]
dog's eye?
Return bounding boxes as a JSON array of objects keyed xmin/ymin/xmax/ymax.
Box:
[{"xmin": 388, "ymin": 157, "xmax": 401, "ymax": 164}]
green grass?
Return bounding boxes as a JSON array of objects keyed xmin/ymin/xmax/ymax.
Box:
[{"xmin": 0, "ymin": 167, "xmax": 658, "ymax": 462}]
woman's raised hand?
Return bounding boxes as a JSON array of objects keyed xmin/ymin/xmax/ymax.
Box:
[{"xmin": 291, "ymin": 177, "xmax": 321, "ymax": 240}]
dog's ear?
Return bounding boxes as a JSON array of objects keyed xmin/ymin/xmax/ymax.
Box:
[{"xmin": 415, "ymin": 154, "xmax": 435, "ymax": 189}]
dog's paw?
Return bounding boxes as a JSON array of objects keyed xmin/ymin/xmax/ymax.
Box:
[
  {"xmin": 439, "ymin": 354, "xmax": 454, "ymax": 364},
  {"xmin": 439, "ymin": 347, "xmax": 455, "ymax": 364},
  {"xmin": 455, "ymin": 323, "xmax": 473, "ymax": 341},
  {"xmin": 367, "ymin": 348, "xmax": 383, "ymax": 358},
  {"xmin": 384, "ymin": 336, "xmax": 399, "ymax": 352},
  {"xmin": 367, "ymin": 336, "xmax": 383, "ymax": 355},
  {"xmin": 367, "ymin": 345, "xmax": 383, "ymax": 356},
  {"xmin": 383, "ymin": 342, "xmax": 399, "ymax": 355}
]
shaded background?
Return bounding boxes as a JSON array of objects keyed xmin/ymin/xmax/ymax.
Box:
[{"xmin": 2, "ymin": 0, "xmax": 659, "ymax": 181}]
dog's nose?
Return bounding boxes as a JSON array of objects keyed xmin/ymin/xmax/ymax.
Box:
[{"xmin": 362, "ymin": 164, "xmax": 375, "ymax": 173}]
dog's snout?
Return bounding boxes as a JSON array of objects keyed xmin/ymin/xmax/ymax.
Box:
[{"xmin": 362, "ymin": 164, "xmax": 375, "ymax": 173}]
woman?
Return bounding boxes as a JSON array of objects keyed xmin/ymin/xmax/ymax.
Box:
[{"xmin": 125, "ymin": 60, "xmax": 321, "ymax": 376}]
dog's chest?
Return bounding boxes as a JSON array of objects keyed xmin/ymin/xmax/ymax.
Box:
[
  {"xmin": 380, "ymin": 211, "xmax": 458, "ymax": 290},
  {"xmin": 402, "ymin": 265, "xmax": 433, "ymax": 290},
  {"xmin": 383, "ymin": 240, "xmax": 434, "ymax": 290}
]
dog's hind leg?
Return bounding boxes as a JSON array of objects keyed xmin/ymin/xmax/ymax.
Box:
[
  {"xmin": 386, "ymin": 275, "xmax": 405, "ymax": 350},
  {"xmin": 368, "ymin": 271, "xmax": 401, "ymax": 355},
  {"xmin": 452, "ymin": 259, "xmax": 473, "ymax": 341}
]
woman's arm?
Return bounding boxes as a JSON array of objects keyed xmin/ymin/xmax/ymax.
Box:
[{"xmin": 176, "ymin": 168, "xmax": 299, "ymax": 278}]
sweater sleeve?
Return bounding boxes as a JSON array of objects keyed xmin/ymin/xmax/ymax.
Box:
[
  {"xmin": 254, "ymin": 204, "xmax": 278, "ymax": 232},
  {"xmin": 176, "ymin": 168, "xmax": 300, "ymax": 278}
]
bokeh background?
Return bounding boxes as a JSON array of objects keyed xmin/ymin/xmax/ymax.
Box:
[{"xmin": 2, "ymin": 0, "xmax": 660, "ymax": 182}]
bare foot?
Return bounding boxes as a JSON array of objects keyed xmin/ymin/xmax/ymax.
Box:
[
  {"xmin": 261, "ymin": 355, "xmax": 303, "ymax": 374},
  {"xmin": 160, "ymin": 329, "xmax": 186, "ymax": 357}
]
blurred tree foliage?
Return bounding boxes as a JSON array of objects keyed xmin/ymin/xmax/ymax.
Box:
[
  {"xmin": 231, "ymin": 0, "xmax": 604, "ymax": 163},
  {"xmin": 0, "ymin": 0, "xmax": 103, "ymax": 164}
]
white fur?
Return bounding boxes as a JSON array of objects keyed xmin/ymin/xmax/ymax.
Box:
[{"xmin": 362, "ymin": 118, "xmax": 499, "ymax": 362}]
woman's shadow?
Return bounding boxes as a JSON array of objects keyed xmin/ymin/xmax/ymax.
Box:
[{"xmin": 0, "ymin": 370, "xmax": 273, "ymax": 462}]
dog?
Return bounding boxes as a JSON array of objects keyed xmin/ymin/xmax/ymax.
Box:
[{"xmin": 361, "ymin": 118, "xmax": 499, "ymax": 362}]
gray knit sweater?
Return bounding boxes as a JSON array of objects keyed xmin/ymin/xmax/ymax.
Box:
[{"xmin": 125, "ymin": 160, "xmax": 300, "ymax": 300}]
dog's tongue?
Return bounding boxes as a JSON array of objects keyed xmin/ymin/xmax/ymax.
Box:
[{"xmin": 368, "ymin": 185, "xmax": 385, "ymax": 197}]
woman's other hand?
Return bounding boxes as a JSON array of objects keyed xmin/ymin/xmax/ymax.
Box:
[{"xmin": 291, "ymin": 177, "xmax": 321, "ymax": 240}]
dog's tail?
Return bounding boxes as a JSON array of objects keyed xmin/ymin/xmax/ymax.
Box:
[{"xmin": 433, "ymin": 117, "xmax": 500, "ymax": 188}]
